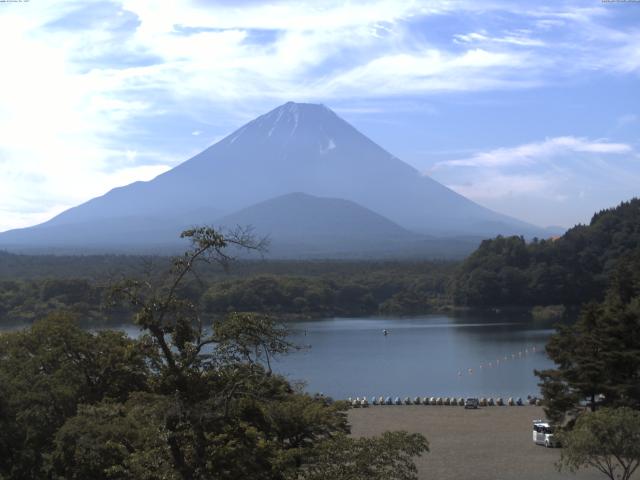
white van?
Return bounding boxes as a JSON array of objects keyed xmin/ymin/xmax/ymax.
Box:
[{"xmin": 532, "ymin": 420, "xmax": 560, "ymax": 448}]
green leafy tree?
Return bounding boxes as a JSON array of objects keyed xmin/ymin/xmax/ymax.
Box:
[
  {"xmin": 536, "ymin": 254, "xmax": 640, "ymax": 424},
  {"xmin": 108, "ymin": 228, "xmax": 427, "ymax": 479},
  {"xmin": 294, "ymin": 431, "xmax": 428, "ymax": 480},
  {"xmin": 558, "ymin": 407, "xmax": 640, "ymax": 480},
  {"xmin": 95, "ymin": 227, "xmax": 427, "ymax": 479},
  {"xmin": 454, "ymin": 199, "xmax": 640, "ymax": 307},
  {"xmin": 50, "ymin": 393, "xmax": 177, "ymax": 480},
  {"xmin": 0, "ymin": 312, "xmax": 149, "ymax": 479},
  {"xmin": 1, "ymin": 227, "xmax": 429, "ymax": 480}
]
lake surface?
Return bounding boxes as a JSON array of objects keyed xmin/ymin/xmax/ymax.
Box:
[
  {"xmin": 1, "ymin": 312, "xmax": 557, "ymax": 401},
  {"xmin": 272, "ymin": 314, "xmax": 556, "ymax": 400}
]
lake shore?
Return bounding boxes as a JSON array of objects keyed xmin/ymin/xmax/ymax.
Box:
[{"xmin": 348, "ymin": 405, "xmax": 619, "ymax": 480}]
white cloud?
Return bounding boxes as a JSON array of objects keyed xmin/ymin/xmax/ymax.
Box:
[
  {"xmin": 0, "ymin": 3, "xmax": 178, "ymax": 232},
  {"xmin": 429, "ymin": 136, "xmax": 640, "ymax": 226},
  {"xmin": 522, "ymin": 5, "xmax": 640, "ymax": 74},
  {"xmin": 121, "ymin": 0, "xmax": 444, "ymax": 33},
  {"xmin": 1, "ymin": 0, "xmax": 639, "ymax": 231},
  {"xmin": 447, "ymin": 174, "xmax": 552, "ymax": 200},
  {"xmin": 453, "ymin": 30, "xmax": 545, "ymax": 47},
  {"xmin": 434, "ymin": 137, "xmax": 633, "ymax": 169},
  {"xmin": 0, "ymin": 0, "xmax": 540, "ymax": 232},
  {"xmin": 321, "ymin": 48, "xmax": 535, "ymax": 97}
]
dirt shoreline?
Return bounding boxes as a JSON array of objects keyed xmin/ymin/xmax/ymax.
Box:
[{"xmin": 348, "ymin": 405, "xmax": 635, "ymax": 480}]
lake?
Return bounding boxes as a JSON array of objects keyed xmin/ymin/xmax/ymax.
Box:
[
  {"xmin": 1, "ymin": 312, "xmax": 557, "ymax": 401},
  {"xmin": 272, "ymin": 314, "xmax": 557, "ymax": 400}
]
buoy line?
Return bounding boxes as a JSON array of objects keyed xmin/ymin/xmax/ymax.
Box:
[{"xmin": 456, "ymin": 344, "xmax": 542, "ymax": 378}]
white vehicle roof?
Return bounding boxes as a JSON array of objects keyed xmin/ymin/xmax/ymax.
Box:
[{"xmin": 532, "ymin": 419, "xmax": 551, "ymax": 427}]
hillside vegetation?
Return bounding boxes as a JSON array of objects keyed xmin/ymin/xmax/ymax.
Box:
[
  {"xmin": 0, "ymin": 256, "xmax": 455, "ymax": 326},
  {"xmin": 453, "ymin": 199, "xmax": 640, "ymax": 307},
  {"xmin": 3, "ymin": 199, "xmax": 640, "ymax": 324}
]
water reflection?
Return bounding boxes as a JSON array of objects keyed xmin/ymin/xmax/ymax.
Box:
[
  {"xmin": 273, "ymin": 314, "xmax": 556, "ymax": 400},
  {"xmin": 2, "ymin": 313, "xmax": 557, "ymax": 401}
]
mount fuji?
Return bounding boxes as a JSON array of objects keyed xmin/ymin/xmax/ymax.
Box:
[{"xmin": 0, "ymin": 102, "xmax": 547, "ymax": 257}]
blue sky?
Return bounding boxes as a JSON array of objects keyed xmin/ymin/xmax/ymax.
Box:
[{"xmin": 0, "ymin": 0, "xmax": 638, "ymax": 231}]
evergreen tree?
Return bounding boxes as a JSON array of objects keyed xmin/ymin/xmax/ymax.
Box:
[
  {"xmin": 536, "ymin": 252, "xmax": 640, "ymax": 424},
  {"xmin": 454, "ymin": 198, "xmax": 640, "ymax": 307}
]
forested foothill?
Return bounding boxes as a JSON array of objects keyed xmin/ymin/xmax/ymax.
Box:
[
  {"xmin": 0, "ymin": 254, "xmax": 455, "ymax": 327},
  {"xmin": 453, "ymin": 198, "xmax": 640, "ymax": 308},
  {"xmin": 534, "ymin": 240, "xmax": 640, "ymax": 479},
  {"xmin": 2, "ymin": 199, "xmax": 640, "ymax": 327}
]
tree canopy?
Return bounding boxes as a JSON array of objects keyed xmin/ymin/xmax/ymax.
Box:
[
  {"xmin": 0, "ymin": 227, "xmax": 428, "ymax": 479},
  {"xmin": 536, "ymin": 250, "xmax": 640, "ymax": 424},
  {"xmin": 0, "ymin": 258, "xmax": 455, "ymax": 328},
  {"xmin": 558, "ymin": 407, "xmax": 640, "ymax": 480},
  {"xmin": 453, "ymin": 198, "xmax": 640, "ymax": 307}
]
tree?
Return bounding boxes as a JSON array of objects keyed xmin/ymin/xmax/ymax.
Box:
[
  {"xmin": 536, "ymin": 302, "xmax": 611, "ymax": 423},
  {"xmin": 0, "ymin": 227, "xmax": 429, "ymax": 479},
  {"xmin": 453, "ymin": 199, "xmax": 640, "ymax": 308},
  {"xmin": 536, "ymin": 253, "xmax": 640, "ymax": 425},
  {"xmin": 79, "ymin": 226, "xmax": 427, "ymax": 479},
  {"xmin": 0, "ymin": 312, "xmax": 149, "ymax": 479},
  {"xmin": 102, "ymin": 227, "xmax": 311, "ymax": 479},
  {"xmin": 50, "ymin": 393, "xmax": 178, "ymax": 480},
  {"xmin": 558, "ymin": 407, "xmax": 640, "ymax": 480},
  {"xmin": 294, "ymin": 431, "xmax": 428, "ymax": 480}
]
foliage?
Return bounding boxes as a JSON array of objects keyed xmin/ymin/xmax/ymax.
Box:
[
  {"xmin": 294, "ymin": 431, "xmax": 428, "ymax": 480},
  {"xmin": 202, "ymin": 274, "xmax": 450, "ymax": 317},
  {"xmin": 50, "ymin": 394, "xmax": 177, "ymax": 480},
  {"xmin": 0, "ymin": 259, "xmax": 456, "ymax": 327},
  {"xmin": 0, "ymin": 227, "xmax": 429, "ymax": 479},
  {"xmin": 558, "ymin": 407, "xmax": 640, "ymax": 480},
  {"xmin": 0, "ymin": 313, "xmax": 149, "ymax": 478},
  {"xmin": 536, "ymin": 251, "xmax": 640, "ymax": 424},
  {"xmin": 531, "ymin": 305, "xmax": 565, "ymax": 322},
  {"xmin": 453, "ymin": 198, "xmax": 640, "ymax": 307}
]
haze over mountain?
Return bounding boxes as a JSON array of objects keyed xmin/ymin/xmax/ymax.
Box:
[
  {"xmin": 0, "ymin": 102, "xmax": 550, "ymax": 257},
  {"xmin": 215, "ymin": 192, "xmax": 481, "ymax": 258}
]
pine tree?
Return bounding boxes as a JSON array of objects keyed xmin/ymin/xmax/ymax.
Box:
[{"xmin": 536, "ymin": 251, "xmax": 640, "ymax": 424}]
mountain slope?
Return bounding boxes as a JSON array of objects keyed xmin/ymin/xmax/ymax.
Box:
[
  {"xmin": 214, "ymin": 192, "xmax": 482, "ymax": 259},
  {"xmin": 219, "ymin": 192, "xmax": 415, "ymax": 240},
  {"xmin": 453, "ymin": 198, "xmax": 640, "ymax": 306},
  {"xmin": 0, "ymin": 101, "xmax": 545, "ymax": 254},
  {"xmin": 216, "ymin": 192, "xmax": 419, "ymax": 257}
]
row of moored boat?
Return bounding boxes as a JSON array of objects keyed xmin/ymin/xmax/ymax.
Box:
[{"xmin": 347, "ymin": 396, "xmax": 543, "ymax": 407}]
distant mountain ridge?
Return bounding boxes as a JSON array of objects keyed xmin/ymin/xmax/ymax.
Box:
[
  {"xmin": 219, "ymin": 192, "xmax": 416, "ymax": 242},
  {"xmin": 0, "ymin": 102, "xmax": 549, "ymax": 257},
  {"xmin": 213, "ymin": 192, "xmax": 482, "ymax": 258}
]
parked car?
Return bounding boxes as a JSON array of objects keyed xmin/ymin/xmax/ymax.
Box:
[
  {"xmin": 464, "ymin": 397, "xmax": 479, "ymax": 409},
  {"xmin": 532, "ymin": 420, "xmax": 560, "ymax": 447}
]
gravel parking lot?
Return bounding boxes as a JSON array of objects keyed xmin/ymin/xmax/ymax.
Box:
[{"xmin": 348, "ymin": 405, "xmax": 634, "ymax": 480}]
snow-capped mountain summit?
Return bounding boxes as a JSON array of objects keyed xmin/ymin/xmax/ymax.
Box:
[
  {"xmin": 225, "ymin": 102, "xmax": 337, "ymax": 148},
  {"xmin": 0, "ymin": 102, "xmax": 544, "ymax": 255}
]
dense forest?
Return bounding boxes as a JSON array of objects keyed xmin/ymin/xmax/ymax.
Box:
[
  {"xmin": 0, "ymin": 255, "xmax": 455, "ymax": 326},
  {"xmin": 536, "ymin": 247, "xmax": 640, "ymax": 423},
  {"xmin": 453, "ymin": 199, "xmax": 640, "ymax": 307},
  {"xmin": 2, "ymin": 198, "xmax": 639, "ymax": 327}
]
